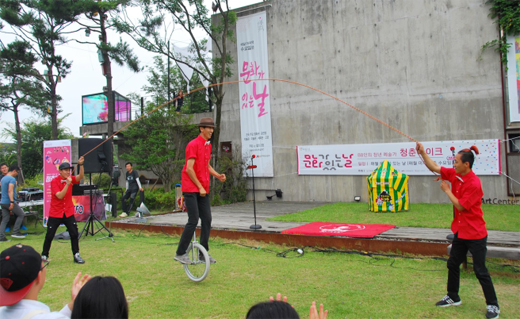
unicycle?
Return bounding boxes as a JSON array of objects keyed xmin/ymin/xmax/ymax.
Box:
[{"xmin": 183, "ymin": 232, "xmax": 210, "ymax": 282}]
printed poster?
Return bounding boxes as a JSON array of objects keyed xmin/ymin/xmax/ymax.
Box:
[
  {"xmin": 43, "ymin": 140, "xmax": 71, "ymax": 225},
  {"xmin": 237, "ymin": 11, "xmax": 274, "ymax": 177},
  {"xmin": 297, "ymin": 139, "xmax": 500, "ymax": 176}
]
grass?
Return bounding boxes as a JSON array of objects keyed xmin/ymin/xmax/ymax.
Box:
[
  {"xmin": 5, "ymin": 203, "xmax": 519, "ymax": 318},
  {"xmin": 268, "ymin": 202, "xmax": 520, "ymax": 231}
]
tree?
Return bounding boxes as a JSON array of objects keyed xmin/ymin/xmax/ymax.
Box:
[
  {"xmin": 73, "ymin": 0, "xmax": 141, "ymax": 139},
  {"xmin": 0, "ymin": 40, "xmax": 49, "ymax": 176},
  {"xmin": 2, "ymin": 117, "xmax": 74, "ymax": 178},
  {"xmin": 121, "ymin": 106, "xmax": 198, "ymax": 192},
  {"xmin": 114, "ymin": 0, "xmax": 237, "ymax": 158},
  {"xmin": 138, "ymin": 55, "xmax": 208, "ymax": 113},
  {"xmin": 0, "ymin": 142, "xmax": 16, "ymax": 167},
  {"xmin": 0, "ymin": 0, "xmax": 87, "ymax": 139}
]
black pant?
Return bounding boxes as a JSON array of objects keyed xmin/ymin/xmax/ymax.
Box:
[
  {"xmin": 447, "ymin": 233, "xmax": 498, "ymax": 306},
  {"xmin": 42, "ymin": 214, "xmax": 80, "ymax": 257},
  {"xmin": 176, "ymin": 192, "xmax": 212, "ymax": 255},
  {"xmin": 122, "ymin": 189, "xmax": 138, "ymax": 213}
]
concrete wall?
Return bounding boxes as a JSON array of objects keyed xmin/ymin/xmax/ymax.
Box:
[{"xmin": 218, "ymin": 0, "xmax": 510, "ymax": 203}]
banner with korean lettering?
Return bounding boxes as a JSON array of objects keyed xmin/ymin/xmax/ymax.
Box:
[
  {"xmin": 237, "ymin": 11, "xmax": 274, "ymax": 177},
  {"xmin": 297, "ymin": 139, "xmax": 500, "ymax": 176},
  {"xmin": 43, "ymin": 140, "xmax": 71, "ymax": 225},
  {"xmin": 506, "ymin": 35, "xmax": 520, "ymax": 122}
]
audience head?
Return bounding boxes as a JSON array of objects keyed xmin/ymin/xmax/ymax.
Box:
[
  {"xmin": 246, "ymin": 300, "xmax": 300, "ymax": 319},
  {"xmin": 0, "ymin": 244, "xmax": 44, "ymax": 306},
  {"xmin": 8, "ymin": 165, "xmax": 20, "ymax": 174},
  {"xmin": 0, "ymin": 163, "xmax": 8, "ymax": 175},
  {"xmin": 71, "ymin": 276, "xmax": 128, "ymax": 319}
]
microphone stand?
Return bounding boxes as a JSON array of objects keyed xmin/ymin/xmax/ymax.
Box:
[{"xmin": 248, "ymin": 155, "xmax": 261, "ymax": 230}]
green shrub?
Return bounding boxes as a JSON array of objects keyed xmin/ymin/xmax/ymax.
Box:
[
  {"xmin": 212, "ymin": 156, "xmax": 247, "ymax": 206},
  {"xmin": 139, "ymin": 188, "xmax": 176, "ymax": 211},
  {"xmin": 91, "ymin": 173, "xmax": 112, "ymax": 189},
  {"xmin": 20, "ymin": 173, "xmax": 44, "ymax": 190}
]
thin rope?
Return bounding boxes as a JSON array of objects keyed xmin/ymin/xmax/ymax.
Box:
[{"xmin": 81, "ymin": 78, "xmax": 417, "ymax": 156}]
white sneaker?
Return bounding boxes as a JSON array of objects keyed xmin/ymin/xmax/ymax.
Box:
[{"xmin": 119, "ymin": 212, "xmax": 128, "ymax": 218}]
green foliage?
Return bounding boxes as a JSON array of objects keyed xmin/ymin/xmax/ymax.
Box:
[
  {"xmin": 91, "ymin": 172, "xmax": 112, "ymax": 189},
  {"xmin": 0, "ymin": 0, "xmax": 88, "ymax": 139},
  {"xmin": 2, "ymin": 117, "xmax": 73, "ymax": 178},
  {"xmin": 19, "ymin": 173, "xmax": 43, "ymax": 190},
  {"xmin": 0, "ymin": 143, "xmax": 16, "ymax": 165},
  {"xmin": 482, "ymin": 0, "xmax": 520, "ymax": 66},
  {"xmin": 139, "ymin": 187, "xmax": 176, "ymax": 211},
  {"xmin": 114, "ymin": 0, "xmax": 237, "ymax": 150},
  {"xmin": 211, "ymin": 156, "xmax": 247, "ymax": 206},
  {"xmin": 0, "ymin": 40, "xmax": 49, "ymax": 116},
  {"xmin": 121, "ymin": 107, "xmax": 198, "ymax": 192}
]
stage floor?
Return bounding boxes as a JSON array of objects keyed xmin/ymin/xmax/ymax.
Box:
[{"xmin": 110, "ymin": 201, "xmax": 520, "ymax": 247}]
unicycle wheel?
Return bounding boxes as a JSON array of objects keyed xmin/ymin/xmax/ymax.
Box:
[{"xmin": 183, "ymin": 243, "xmax": 210, "ymax": 282}]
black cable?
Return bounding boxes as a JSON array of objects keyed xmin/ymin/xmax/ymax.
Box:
[{"xmin": 219, "ymin": 242, "xmax": 517, "ymax": 273}]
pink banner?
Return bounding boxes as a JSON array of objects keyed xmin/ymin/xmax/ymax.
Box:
[{"xmin": 43, "ymin": 140, "xmax": 71, "ymax": 225}]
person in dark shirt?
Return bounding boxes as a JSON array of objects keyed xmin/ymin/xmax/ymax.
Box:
[{"xmin": 119, "ymin": 163, "xmax": 143, "ymax": 218}]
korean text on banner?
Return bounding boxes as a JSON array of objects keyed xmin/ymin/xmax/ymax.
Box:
[
  {"xmin": 237, "ymin": 11, "xmax": 274, "ymax": 177},
  {"xmin": 297, "ymin": 140, "xmax": 500, "ymax": 176}
]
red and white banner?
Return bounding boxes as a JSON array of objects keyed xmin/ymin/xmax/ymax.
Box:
[
  {"xmin": 43, "ymin": 140, "xmax": 71, "ymax": 225},
  {"xmin": 297, "ymin": 139, "xmax": 500, "ymax": 176},
  {"xmin": 237, "ymin": 11, "xmax": 274, "ymax": 177}
]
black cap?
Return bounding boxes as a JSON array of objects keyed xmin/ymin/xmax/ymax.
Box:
[
  {"xmin": 0, "ymin": 244, "xmax": 42, "ymax": 306},
  {"xmin": 59, "ymin": 162, "xmax": 72, "ymax": 170}
]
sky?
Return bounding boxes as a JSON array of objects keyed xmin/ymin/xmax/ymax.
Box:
[{"xmin": 0, "ymin": 0, "xmax": 259, "ymax": 142}]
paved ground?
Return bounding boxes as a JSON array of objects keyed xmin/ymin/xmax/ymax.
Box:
[{"xmin": 113, "ymin": 201, "xmax": 520, "ymax": 247}]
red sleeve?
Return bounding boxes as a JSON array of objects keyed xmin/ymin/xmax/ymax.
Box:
[
  {"xmin": 185, "ymin": 141, "xmax": 197, "ymax": 160},
  {"xmin": 440, "ymin": 166, "xmax": 455, "ymax": 183},
  {"xmin": 72, "ymin": 175, "xmax": 81, "ymax": 184}
]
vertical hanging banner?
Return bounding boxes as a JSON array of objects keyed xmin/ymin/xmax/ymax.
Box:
[
  {"xmin": 43, "ymin": 140, "xmax": 71, "ymax": 225},
  {"xmin": 507, "ymin": 35, "xmax": 520, "ymax": 123},
  {"xmin": 237, "ymin": 11, "xmax": 274, "ymax": 177}
]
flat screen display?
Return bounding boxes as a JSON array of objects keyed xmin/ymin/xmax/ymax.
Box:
[{"xmin": 82, "ymin": 92, "xmax": 131, "ymax": 125}]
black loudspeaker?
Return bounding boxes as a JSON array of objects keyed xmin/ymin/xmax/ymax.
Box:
[{"xmin": 78, "ymin": 138, "xmax": 113, "ymax": 174}]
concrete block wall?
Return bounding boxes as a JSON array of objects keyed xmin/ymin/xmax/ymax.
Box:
[{"xmin": 217, "ymin": 0, "xmax": 509, "ymax": 203}]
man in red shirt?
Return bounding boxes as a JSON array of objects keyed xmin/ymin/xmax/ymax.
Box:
[
  {"xmin": 416, "ymin": 142, "xmax": 499, "ymax": 319},
  {"xmin": 41, "ymin": 157, "xmax": 86, "ymax": 264},
  {"xmin": 174, "ymin": 118, "xmax": 226, "ymax": 264}
]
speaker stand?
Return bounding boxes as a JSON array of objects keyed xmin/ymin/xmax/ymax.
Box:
[{"xmin": 79, "ymin": 174, "xmax": 115, "ymax": 242}]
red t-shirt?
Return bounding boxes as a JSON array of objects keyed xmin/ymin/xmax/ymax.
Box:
[
  {"xmin": 440, "ymin": 167, "xmax": 487, "ymax": 240},
  {"xmin": 181, "ymin": 135, "xmax": 212, "ymax": 193},
  {"xmin": 49, "ymin": 175, "xmax": 81, "ymax": 218}
]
